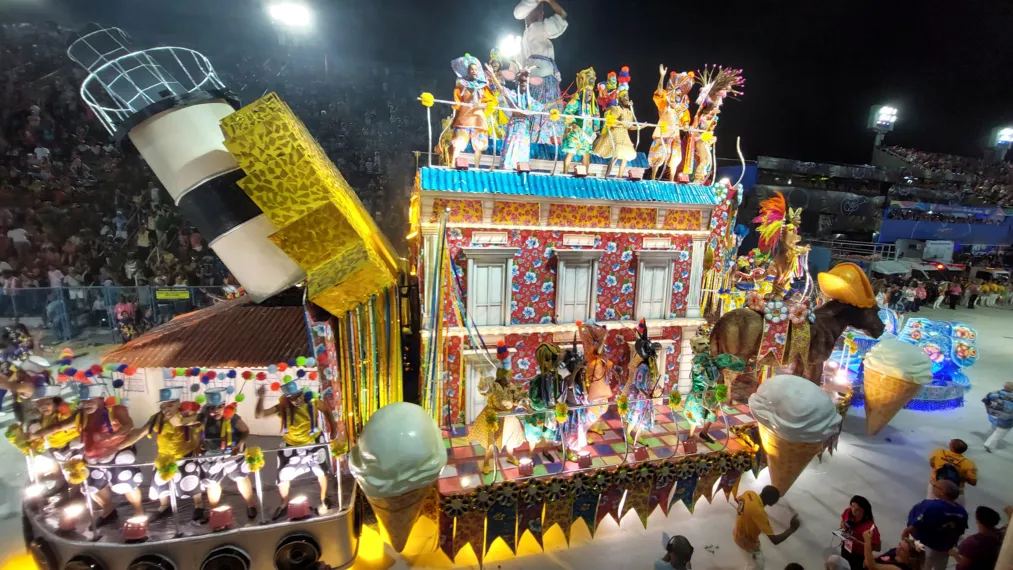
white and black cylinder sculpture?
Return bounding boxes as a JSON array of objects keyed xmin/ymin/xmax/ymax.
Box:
[{"xmin": 67, "ymin": 26, "xmax": 305, "ymax": 301}]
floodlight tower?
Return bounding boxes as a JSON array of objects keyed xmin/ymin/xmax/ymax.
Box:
[
  {"xmin": 985, "ymin": 126, "xmax": 1013, "ymax": 163},
  {"xmin": 868, "ymin": 104, "xmax": 898, "ymax": 160},
  {"xmin": 66, "ymin": 25, "xmax": 305, "ymax": 301}
]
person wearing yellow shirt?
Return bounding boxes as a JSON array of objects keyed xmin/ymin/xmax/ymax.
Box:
[
  {"xmin": 733, "ymin": 486, "xmax": 801, "ymax": 570},
  {"xmin": 27, "ymin": 384, "xmax": 81, "ymax": 500},
  {"xmin": 119, "ymin": 386, "xmax": 204, "ymax": 520},
  {"xmin": 928, "ymin": 439, "xmax": 977, "ymax": 506},
  {"xmin": 256, "ymin": 381, "xmax": 336, "ymax": 520}
]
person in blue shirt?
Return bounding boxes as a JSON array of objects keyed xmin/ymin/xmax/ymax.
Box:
[
  {"xmin": 983, "ymin": 382, "xmax": 1013, "ymax": 452},
  {"xmin": 902, "ymin": 480, "xmax": 968, "ymax": 570}
]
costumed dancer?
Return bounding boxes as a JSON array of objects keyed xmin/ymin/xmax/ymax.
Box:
[
  {"xmin": 648, "ymin": 66, "xmax": 693, "ymax": 182},
  {"xmin": 559, "ymin": 336, "xmax": 592, "ymax": 460},
  {"xmin": 118, "ymin": 386, "xmax": 205, "ymax": 521},
  {"xmin": 485, "ymin": 49, "xmax": 509, "ymax": 142},
  {"xmin": 623, "ymin": 319, "xmax": 663, "ymax": 447},
  {"xmin": 592, "ymin": 67, "xmax": 640, "ymax": 177},
  {"xmin": 468, "ymin": 342, "xmax": 526, "ymax": 474},
  {"xmin": 0, "ymin": 354, "xmax": 48, "ymax": 423},
  {"xmin": 579, "ymin": 321, "xmax": 613, "ymax": 436},
  {"xmin": 256, "ymin": 380, "xmax": 337, "ymax": 519},
  {"xmin": 561, "ymin": 67, "xmax": 599, "ymax": 175},
  {"xmin": 449, "ymin": 54, "xmax": 495, "ymax": 168},
  {"xmin": 752, "ymin": 192, "xmax": 807, "ymax": 299},
  {"xmin": 983, "ymin": 382, "xmax": 1013, "ymax": 452},
  {"xmin": 27, "ymin": 384, "xmax": 81, "ymax": 495},
  {"xmin": 523, "ymin": 342, "xmax": 562, "ymax": 462},
  {"xmin": 514, "ymin": 0, "xmax": 568, "ymax": 145},
  {"xmin": 198, "ymin": 388, "xmax": 258, "ymax": 520},
  {"xmin": 487, "ymin": 65, "xmax": 543, "ymax": 170},
  {"xmin": 689, "ymin": 66, "xmax": 744, "ymax": 184},
  {"xmin": 33, "ymin": 383, "xmax": 142, "ymax": 524},
  {"xmin": 684, "ymin": 331, "xmax": 743, "ymax": 442}
]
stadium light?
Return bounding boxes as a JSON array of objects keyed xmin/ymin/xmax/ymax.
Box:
[
  {"xmin": 987, "ymin": 126, "xmax": 1013, "ymax": 162},
  {"xmin": 868, "ymin": 104, "xmax": 898, "ymax": 159},
  {"xmin": 498, "ymin": 34, "xmax": 522, "ymax": 60},
  {"xmin": 268, "ymin": 2, "xmax": 312, "ymax": 28},
  {"xmin": 995, "ymin": 127, "xmax": 1013, "ymax": 146}
]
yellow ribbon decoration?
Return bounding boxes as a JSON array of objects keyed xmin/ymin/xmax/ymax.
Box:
[{"xmin": 420, "ymin": 92, "xmax": 435, "ymax": 108}]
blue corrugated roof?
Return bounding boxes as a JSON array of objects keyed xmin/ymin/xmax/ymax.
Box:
[
  {"xmin": 419, "ymin": 167, "xmax": 720, "ymax": 205},
  {"xmin": 465, "ymin": 141, "xmax": 650, "ymax": 168}
]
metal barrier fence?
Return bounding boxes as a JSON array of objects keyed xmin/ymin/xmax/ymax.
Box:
[{"xmin": 0, "ymin": 286, "xmax": 237, "ymax": 346}]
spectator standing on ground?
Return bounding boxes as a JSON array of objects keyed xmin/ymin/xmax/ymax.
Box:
[
  {"xmin": 966, "ymin": 281, "xmax": 980, "ymax": 309},
  {"xmin": 927, "ymin": 439, "xmax": 976, "ymax": 505},
  {"xmin": 657, "ymin": 534, "xmax": 693, "ymax": 570},
  {"xmin": 948, "ymin": 281, "xmax": 963, "ymax": 310},
  {"xmin": 950, "ymin": 506, "xmax": 1002, "ymax": 570},
  {"xmin": 734, "ymin": 486, "xmax": 801, "ymax": 570},
  {"xmin": 904, "ymin": 480, "xmax": 968, "ymax": 570},
  {"xmin": 933, "ymin": 280, "xmax": 948, "ymax": 309},
  {"xmin": 983, "ymin": 382, "xmax": 1013, "ymax": 452}
]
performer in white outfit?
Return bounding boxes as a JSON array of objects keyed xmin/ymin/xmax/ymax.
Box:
[{"xmin": 514, "ymin": 0, "xmax": 568, "ymax": 145}]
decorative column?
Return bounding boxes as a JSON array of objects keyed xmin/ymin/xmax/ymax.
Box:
[
  {"xmin": 686, "ymin": 237, "xmax": 707, "ymax": 318},
  {"xmin": 677, "ymin": 325, "xmax": 698, "ymax": 394}
]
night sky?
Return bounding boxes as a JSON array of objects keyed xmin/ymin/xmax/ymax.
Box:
[{"xmin": 5, "ymin": 0, "xmax": 1012, "ymax": 165}]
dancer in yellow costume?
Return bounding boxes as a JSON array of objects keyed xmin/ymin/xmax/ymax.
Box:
[
  {"xmin": 468, "ymin": 347, "xmax": 526, "ymax": 474},
  {"xmin": 648, "ymin": 66, "xmax": 693, "ymax": 182}
]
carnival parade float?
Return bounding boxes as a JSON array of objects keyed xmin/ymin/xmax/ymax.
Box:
[{"xmin": 7, "ymin": 12, "xmax": 899, "ymax": 570}]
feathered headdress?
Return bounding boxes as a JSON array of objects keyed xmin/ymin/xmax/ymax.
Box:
[
  {"xmin": 751, "ymin": 191, "xmax": 801, "ymax": 253},
  {"xmin": 666, "ymin": 70, "xmax": 694, "ymax": 94},
  {"xmin": 695, "ymin": 65, "xmax": 745, "ymax": 107}
]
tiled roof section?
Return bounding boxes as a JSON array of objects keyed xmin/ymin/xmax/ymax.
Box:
[
  {"xmin": 419, "ymin": 167, "xmax": 720, "ymax": 205},
  {"xmin": 102, "ymin": 297, "xmax": 311, "ymax": 368},
  {"xmin": 467, "ymin": 141, "xmax": 650, "ymax": 168}
]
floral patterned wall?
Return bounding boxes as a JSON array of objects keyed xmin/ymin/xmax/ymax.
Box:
[{"xmin": 441, "ymin": 327, "xmax": 684, "ymax": 425}]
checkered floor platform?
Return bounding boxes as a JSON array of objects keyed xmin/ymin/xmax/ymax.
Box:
[{"xmin": 438, "ymin": 404, "xmax": 755, "ymax": 494}]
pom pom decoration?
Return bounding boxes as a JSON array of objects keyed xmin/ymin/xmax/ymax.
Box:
[
  {"xmin": 225, "ymin": 385, "xmax": 235, "ymax": 394},
  {"xmin": 296, "ymin": 356, "xmax": 307, "ymax": 366},
  {"xmin": 112, "ymin": 379, "xmax": 124, "ymax": 389},
  {"xmin": 282, "ymin": 375, "xmax": 293, "ymax": 383},
  {"xmin": 549, "ymin": 108, "xmax": 560, "ymax": 122},
  {"xmin": 57, "ymin": 403, "xmax": 71, "ymax": 416},
  {"xmin": 105, "ymin": 397, "xmax": 117, "ymax": 406},
  {"xmin": 244, "ymin": 447, "xmax": 265, "ymax": 472},
  {"xmin": 119, "ymin": 364, "xmax": 130, "ymax": 374},
  {"xmin": 714, "ymin": 384, "xmax": 729, "ymax": 403},
  {"xmin": 554, "ymin": 402, "xmax": 569, "ymax": 423},
  {"xmin": 420, "ymin": 92, "xmax": 435, "ymax": 107},
  {"xmin": 270, "ymin": 382, "xmax": 281, "ymax": 392},
  {"xmin": 278, "ymin": 362, "xmax": 289, "ymax": 371},
  {"xmin": 305, "ymin": 358, "xmax": 316, "ymax": 367},
  {"xmin": 223, "ymin": 405, "xmax": 236, "ymax": 419},
  {"xmin": 181, "ymin": 401, "xmax": 200, "ymax": 413},
  {"xmin": 200, "ymin": 375, "xmax": 211, "ymax": 385},
  {"xmin": 216, "ymin": 372, "xmax": 224, "ymax": 380},
  {"xmin": 296, "ymin": 370, "xmax": 306, "ymax": 378},
  {"xmin": 155, "ymin": 454, "xmax": 179, "ymax": 481},
  {"xmin": 303, "ymin": 391, "xmax": 315, "ymax": 403},
  {"xmin": 267, "ymin": 365, "xmax": 278, "ymax": 374},
  {"xmin": 287, "ymin": 359, "xmax": 297, "ymax": 367},
  {"xmin": 176, "ymin": 368, "xmax": 186, "ymax": 377},
  {"xmin": 66, "ymin": 368, "xmax": 77, "ymax": 376},
  {"xmin": 241, "ymin": 371, "xmax": 252, "ymax": 380},
  {"xmin": 90, "ymin": 365, "xmax": 103, "ymax": 375},
  {"xmin": 330, "ymin": 439, "xmax": 348, "ymax": 456},
  {"xmin": 65, "ymin": 458, "xmax": 89, "ymax": 485},
  {"xmin": 5, "ymin": 425, "xmax": 43, "ymax": 455},
  {"xmin": 235, "ymin": 393, "xmax": 246, "ymax": 403},
  {"xmin": 190, "ymin": 383, "xmax": 201, "ymax": 393},
  {"xmin": 227, "ymin": 370, "xmax": 237, "ymax": 379},
  {"xmin": 196, "ymin": 395, "xmax": 206, "ymax": 404},
  {"xmin": 669, "ymin": 391, "xmax": 682, "ymax": 407},
  {"xmin": 616, "ymin": 394, "xmax": 630, "ymax": 416},
  {"xmin": 162, "ymin": 369, "xmax": 172, "ymax": 380},
  {"xmin": 83, "ymin": 370, "xmax": 93, "ymax": 378},
  {"xmin": 308, "ymin": 372, "xmax": 318, "ymax": 380},
  {"xmin": 256, "ymin": 372, "xmax": 266, "ymax": 381},
  {"xmin": 74, "ymin": 371, "xmax": 86, "ymax": 381}
]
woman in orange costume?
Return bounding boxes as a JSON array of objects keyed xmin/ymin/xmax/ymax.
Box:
[
  {"xmin": 449, "ymin": 54, "xmax": 495, "ymax": 168},
  {"xmin": 579, "ymin": 321, "xmax": 613, "ymax": 436},
  {"xmin": 648, "ymin": 66, "xmax": 693, "ymax": 182}
]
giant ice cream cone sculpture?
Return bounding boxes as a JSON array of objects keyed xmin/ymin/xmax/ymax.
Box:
[
  {"xmin": 349, "ymin": 402, "xmax": 447, "ymax": 552},
  {"xmin": 862, "ymin": 339, "xmax": 933, "ymax": 435},
  {"xmin": 749, "ymin": 375, "xmax": 841, "ymax": 494}
]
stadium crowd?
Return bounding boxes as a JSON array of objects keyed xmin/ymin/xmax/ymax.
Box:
[
  {"xmin": 886, "ymin": 208, "xmax": 1004, "ymax": 225},
  {"xmin": 886, "ymin": 146, "xmax": 1013, "ymax": 207}
]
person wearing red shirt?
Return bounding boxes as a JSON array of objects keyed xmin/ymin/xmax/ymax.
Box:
[{"xmin": 837, "ymin": 495, "xmax": 881, "ymax": 570}]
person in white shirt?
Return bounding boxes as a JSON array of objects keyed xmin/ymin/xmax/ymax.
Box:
[
  {"xmin": 47, "ymin": 266, "xmax": 65, "ymax": 289},
  {"xmin": 513, "ymin": 0, "xmax": 568, "ymax": 145},
  {"xmin": 7, "ymin": 227, "xmax": 30, "ymax": 259},
  {"xmin": 34, "ymin": 146, "xmax": 50, "ymax": 162},
  {"xmin": 148, "ymin": 181, "xmax": 161, "ymax": 205}
]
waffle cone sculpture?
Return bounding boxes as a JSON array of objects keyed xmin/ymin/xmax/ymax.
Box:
[
  {"xmin": 749, "ymin": 374, "xmax": 841, "ymax": 495},
  {"xmin": 367, "ymin": 484, "xmax": 434, "ymax": 552},
  {"xmin": 757, "ymin": 424, "xmax": 823, "ymax": 494},
  {"xmin": 862, "ymin": 339, "xmax": 933, "ymax": 435}
]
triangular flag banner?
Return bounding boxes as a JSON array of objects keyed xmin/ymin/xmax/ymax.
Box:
[
  {"xmin": 716, "ymin": 468, "xmax": 743, "ymax": 501},
  {"xmin": 485, "ymin": 501, "xmax": 518, "ymax": 555},
  {"xmin": 652, "ymin": 475, "xmax": 679, "ymax": 517},
  {"xmin": 542, "ymin": 493, "xmax": 575, "ymax": 544},
  {"xmin": 517, "ymin": 483, "xmax": 546, "ymax": 550},
  {"xmin": 693, "ymin": 468, "xmax": 722, "ymax": 505},
  {"xmin": 669, "ymin": 476, "xmax": 699, "ymax": 514},
  {"xmin": 419, "ymin": 485, "xmax": 441, "ymax": 525},
  {"xmin": 595, "ymin": 483, "xmax": 624, "ymax": 528},
  {"xmin": 453, "ymin": 509, "xmax": 486, "ymax": 564},
  {"xmin": 438, "ymin": 507, "xmax": 456, "ymax": 561},
  {"xmin": 571, "ymin": 486, "xmax": 601, "ymax": 537},
  {"xmin": 621, "ymin": 466, "xmax": 656, "ymax": 528}
]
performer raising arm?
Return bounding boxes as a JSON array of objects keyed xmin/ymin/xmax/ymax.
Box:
[
  {"xmin": 514, "ymin": 0, "xmax": 568, "ymax": 145},
  {"xmin": 449, "ymin": 54, "xmax": 495, "ymax": 169},
  {"xmin": 256, "ymin": 382, "xmax": 337, "ymax": 519}
]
